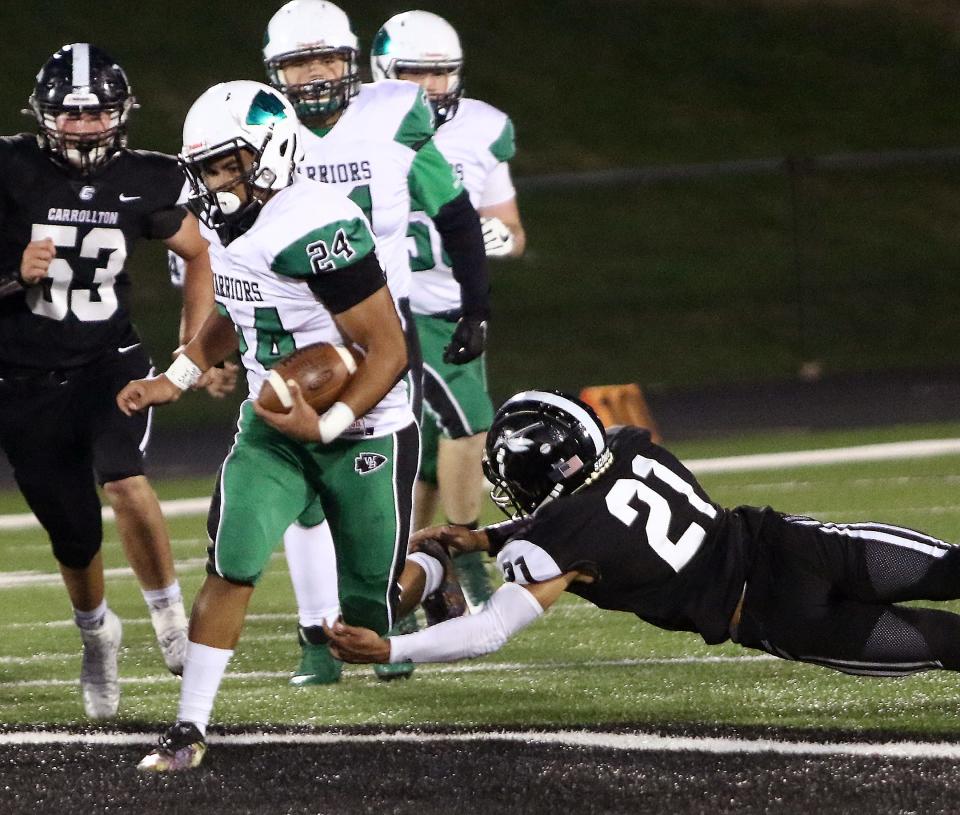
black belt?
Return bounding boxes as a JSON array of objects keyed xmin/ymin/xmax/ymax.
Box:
[
  {"xmin": 0, "ymin": 369, "xmax": 71, "ymax": 387},
  {"xmin": 429, "ymin": 308, "xmax": 463, "ymax": 323}
]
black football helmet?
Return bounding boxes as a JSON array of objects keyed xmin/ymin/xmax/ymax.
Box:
[
  {"xmin": 28, "ymin": 43, "xmax": 137, "ymax": 173},
  {"xmin": 482, "ymin": 390, "xmax": 612, "ymax": 518}
]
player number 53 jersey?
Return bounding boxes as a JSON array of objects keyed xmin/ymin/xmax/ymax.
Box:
[{"xmin": 0, "ymin": 135, "xmax": 187, "ymax": 370}]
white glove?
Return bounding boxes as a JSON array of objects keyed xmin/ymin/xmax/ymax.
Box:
[{"xmin": 480, "ymin": 216, "xmax": 515, "ymax": 257}]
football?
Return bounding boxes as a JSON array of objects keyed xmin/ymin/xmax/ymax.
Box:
[{"xmin": 257, "ymin": 342, "xmax": 361, "ymax": 414}]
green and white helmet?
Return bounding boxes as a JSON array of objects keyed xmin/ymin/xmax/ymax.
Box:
[
  {"xmin": 263, "ymin": 0, "xmax": 360, "ymax": 121},
  {"xmin": 370, "ymin": 10, "xmax": 463, "ymax": 124},
  {"xmin": 179, "ymin": 80, "xmax": 300, "ymax": 233}
]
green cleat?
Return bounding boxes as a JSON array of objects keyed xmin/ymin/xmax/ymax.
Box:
[
  {"xmin": 453, "ymin": 550, "xmax": 495, "ymax": 606},
  {"xmin": 373, "ymin": 613, "xmax": 419, "ymax": 681},
  {"xmin": 289, "ymin": 625, "xmax": 343, "ymax": 686}
]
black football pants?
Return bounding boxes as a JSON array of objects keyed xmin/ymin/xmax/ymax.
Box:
[
  {"xmin": 734, "ymin": 510, "xmax": 960, "ymax": 675},
  {"xmin": 0, "ymin": 346, "xmax": 153, "ymax": 569}
]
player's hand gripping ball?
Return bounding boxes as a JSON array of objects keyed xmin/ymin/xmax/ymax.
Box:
[{"xmin": 257, "ymin": 342, "xmax": 360, "ymax": 414}]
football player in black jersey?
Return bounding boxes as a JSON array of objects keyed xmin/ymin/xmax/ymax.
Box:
[
  {"xmin": 0, "ymin": 43, "xmax": 220, "ymax": 719},
  {"xmin": 328, "ymin": 390, "xmax": 960, "ymax": 681}
]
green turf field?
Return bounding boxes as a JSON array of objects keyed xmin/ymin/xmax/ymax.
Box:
[{"xmin": 2, "ymin": 423, "xmax": 960, "ymax": 736}]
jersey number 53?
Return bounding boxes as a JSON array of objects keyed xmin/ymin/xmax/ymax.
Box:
[{"xmin": 27, "ymin": 224, "xmax": 126, "ymax": 322}]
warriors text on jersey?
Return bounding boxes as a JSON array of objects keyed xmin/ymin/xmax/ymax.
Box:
[
  {"xmin": 491, "ymin": 426, "xmax": 750, "ymax": 645},
  {"xmin": 0, "ymin": 134, "xmax": 187, "ymax": 370},
  {"xmin": 295, "ymin": 80, "xmax": 463, "ymax": 304},
  {"xmin": 208, "ymin": 180, "xmax": 412, "ymax": 437},
  {"xmin": 409, "ymin": 98, "xmax": 516, "ymax": 315}
]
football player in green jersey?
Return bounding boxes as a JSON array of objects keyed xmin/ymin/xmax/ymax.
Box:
[
  {"xmin": 263, "ymin": 0, "xmax": 492, "ymax": 683},
  {"xmin": 373, "ymin": 10, "xmax": 528, "ymax": 609},
  {"xmin": 120, "ymin": 81, "xmax": 447, "ymax": 772}
]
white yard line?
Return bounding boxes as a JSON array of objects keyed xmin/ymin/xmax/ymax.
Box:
[
  {"xmin": 0, "ymin": 438, "xmax": 959, "ymax": 532},
  {"xmin": 0, "ymin": 727, "xmax": 957, "ymax": 760},
  {"xmin": 0, "ymin": 655, "xmax": 773, "ymax": 684},
  {"xmin": 685, "ymin": 437, "xmax": 960, "ymax": 474}
]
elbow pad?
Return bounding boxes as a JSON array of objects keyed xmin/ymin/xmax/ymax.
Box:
[
  {"xmin": 389, "ymin": 582, "xmax": 544, "ymax": 663},
  {"xmin": 433, "ymin": 190, "xmax": 491, "ymax": 320}
]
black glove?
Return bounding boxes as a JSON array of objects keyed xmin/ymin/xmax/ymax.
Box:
[{"xmin": 443, "ymin": 316, "xmax": 487, "ymax": 364}]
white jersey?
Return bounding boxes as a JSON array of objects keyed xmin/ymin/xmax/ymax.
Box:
[
  {"xmin": 209, "ymin": 181, "xmax": 412, "ymax": 438},
  {"xmin": 408, "ymin": 98, "xmax": 516, "ymax": 315},
  {"xmin": 296, "ymin": 80, "xmax": 447, "ymax": 304}
]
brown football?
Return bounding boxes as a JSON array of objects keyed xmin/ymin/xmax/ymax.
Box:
[{"xmin": 257, "ymin": 342, "xmax": 361, "ymax": 414}]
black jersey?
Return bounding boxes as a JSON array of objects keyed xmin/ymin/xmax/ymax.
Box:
[
  {"xmin": 490, "ymin": 426, "xmax": 751, "ymax": 644},
  {"xmin": 0, "ymin": 134, "xmax": 187, "ymax": 370}
]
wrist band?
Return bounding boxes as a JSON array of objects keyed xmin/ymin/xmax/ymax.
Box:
[
  {"xmin": 317, "ymin": 401, "xmax": 356, "ymax": 444},
  {"xmin": 164, "ymin": 353, "xmax": 203, "ymax": 390}
]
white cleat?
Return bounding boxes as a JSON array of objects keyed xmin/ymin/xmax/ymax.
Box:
[
  {"xmin": 137, "ymin": 721, "xmax": 207, "ymax": 772},
  {"xmin": 79, "ymin": 609, "xmax": 122, "ymax": 719},
  {"xmin": 150, "ymin": 601, "xmax": 188, "ymax": 676}
]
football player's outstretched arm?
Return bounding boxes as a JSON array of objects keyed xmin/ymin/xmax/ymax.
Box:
[
  {"xmin": 327, "ymin": 573, "xmax": 576, "ymax": 665},
  {"xmin": 117, "ymin": 310, "xmax": 239, "ymax": 416},
  {"xmin": 165, "ymin": 213, "xmax": 240, "ymax": 399}
]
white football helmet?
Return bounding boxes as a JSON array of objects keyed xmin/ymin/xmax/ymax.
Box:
[
  {"xmin": 179, "ymin": 80, "xmax": 300, "ymax": 233},
  {"xmin": 263, "ymin": 0, "xmax": 360, "ymax": 121},
  {"xmin": 370, "ymin": 11, "xmax": 463, "ymax": 124}
]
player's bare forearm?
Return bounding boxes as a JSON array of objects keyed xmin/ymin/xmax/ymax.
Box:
[
  {"xmin": 322, "ymin": 622, "xmax": 391, "ymax": 663},
  {"xmin": 410, "ymin": 524, "xmax": 490, "ymax": 554},
  {"xmin": 164, "ymin": 213, "xmax": 214, "ymax": 344},
  {"xmin": 178, "ymin": 254, "xmax": 215, "ymax": 345},
  {"xmin": 181, "ymin": 309, "xmax": 240, "ymax": 371},
  {"xmin": 332, "ymin": 286, "xmax": 408, "ymax": 419},
  {"xmin": 116, "ymin": 375, "xmax": 182, "ymax": 416}
]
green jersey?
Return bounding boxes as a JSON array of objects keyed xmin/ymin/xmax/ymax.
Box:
[
  {"xmin": 208, "ymin": 180, "xmax": 412, "ymax": 437},
  {"xmin": 296, "ymin": 80, "xmax": 464, "ymax": 304}
]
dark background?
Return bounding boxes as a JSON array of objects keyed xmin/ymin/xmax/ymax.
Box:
[{"xmin": 3, "ymin": 1, "xmax": 960, "ymax": 433}]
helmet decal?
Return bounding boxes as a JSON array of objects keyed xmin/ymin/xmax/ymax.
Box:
[
  {"xmin": 246, "ymin": 90, "xmax": 288, "ymax": 125},
  {"xmin": 370, "ymin": 28, "xmax": 391, "ymax": 57},
  {"xmin": 370, "ymin": 11, "xmax": 464, "ymax": 124}
]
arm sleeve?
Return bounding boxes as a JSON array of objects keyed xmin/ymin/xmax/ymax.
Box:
[
  {"xmin": 144, "ymin": 157, "xmax": 191, "ymax": 239},
  {"xmin": 430, "ymin": 189, "xmax": 490, "ymax": 319},
  {"xmin": 271, "ymin": 215, "xmax": 385, "ymax": 313},
  {"xmin": 306, "ymin": 251, "xmax": 387, "ymax": 314},
  {"xmin": 388, "ymin": 582, "xmax": 544, "ymax": 663},
  {"xmin": 145, "ymin": 204, "xmax": 188, "ymax": 240}
]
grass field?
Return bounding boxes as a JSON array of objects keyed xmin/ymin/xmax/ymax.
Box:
[
  {"xmin": 3, "ymin": 421, "xmax": 960, "ymax": 736},
  {"xmin": 5, "ymin": 422, "xmax": 960, "ymax": 813}
]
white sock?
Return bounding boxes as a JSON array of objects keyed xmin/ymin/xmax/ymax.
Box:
[
  {"xmin": 284, "ymin": 522, "xmax": 341, "ymax": 627},
  {"xmin": 142, "ymin": 581, "xmax": 183, "ymax": 612},
  {"xmin": 177, "ymin": 641, "xmax": 233, "ymax": 737},
  {"xmin": 74, "ymin": 599, "xmax": 108, "ymax": 630},
  {"xmin": 408, "ymin": 551, "xmax": 443, "ymax": 600}
]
